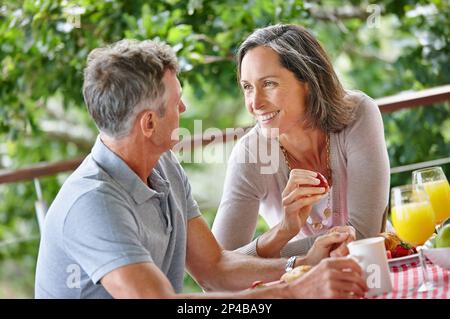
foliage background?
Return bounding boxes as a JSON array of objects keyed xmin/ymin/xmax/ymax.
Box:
[{"xmin": 0, "ymin": 0, "xmax": 449, "ymax": 297}]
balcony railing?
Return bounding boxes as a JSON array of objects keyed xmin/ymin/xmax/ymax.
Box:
[
  {"xmin": 0, "ymin": 84, "xmax": 449, "ymax": 246},
  {"xmin": 1, "ymin": 84, "xmax": 449, "ymax": 185}
]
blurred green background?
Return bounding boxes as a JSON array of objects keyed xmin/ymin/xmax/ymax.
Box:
[{"xmin": 0, "ymin": 0, "xmax": 449, "ymax": 297}]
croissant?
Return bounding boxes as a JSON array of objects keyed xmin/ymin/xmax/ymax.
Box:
[{"xmin": 379, "ymin": 232, "xmax": 402, "ymax": 252}]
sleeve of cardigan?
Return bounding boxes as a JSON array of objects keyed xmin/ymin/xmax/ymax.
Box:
[
  {"xmin": 212, "ymin": 135, "xmax": 268, "ymax": 255},
  {"xmin": 344, "ymin": 93, "xmax": 391, "ymax": 239},
  {"xmin": 280, "ymin": 233, "xmax": 322, "ymax": 257}
]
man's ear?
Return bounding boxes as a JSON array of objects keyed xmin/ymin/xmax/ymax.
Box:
[{"xmin": 140, "ymin": 111, "xmax": 156, "ymax": 138}]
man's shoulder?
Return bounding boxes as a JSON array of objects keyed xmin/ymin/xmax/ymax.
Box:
[
  {"xmin": 65, "ymin": 154, "xmax": 127, "ymax": 197},
  {"xmin": 157, "ymin": 150, "xmax": 186, "ymax": 180},
  {"xmin": 46, "ymin": 156, "xmax": 130, "ymax": 222},
  {"xmin": 159, "ymin": 150, "xmax": 180, "ymax": 168}
]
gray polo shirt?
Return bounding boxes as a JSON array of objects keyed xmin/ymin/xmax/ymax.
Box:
[{"xmin": 35, "ymin": 137, "xmax": 201, "ymax": 298}]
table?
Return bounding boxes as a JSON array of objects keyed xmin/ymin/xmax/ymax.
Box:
[{"xmin": 372, "ymin": 260, "xmax": 449, "ymax": 299}]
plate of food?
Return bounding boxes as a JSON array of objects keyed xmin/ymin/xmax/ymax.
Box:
[{"xmin": 379, "ymin": 232, "xmax": 419, "ymax": 266}]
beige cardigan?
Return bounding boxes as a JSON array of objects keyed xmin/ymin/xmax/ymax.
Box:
[{"xmin": 212, "ymin": 91, "xmax": 390, "ymax": 257}]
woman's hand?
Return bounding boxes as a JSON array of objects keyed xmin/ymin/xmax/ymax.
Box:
[
  {"xmin": 304, "ymin": 231, "xmax": 350, "ymax": 266},
  {"xmin": 327, "ymin": 226, "xmax": 356, "ymax": 257},
  {"xmin": 256, "ymin": 169, "xmax": 328, "ymax": 258},
  {"xmin": 280, "ymin": 169, "xmax": 328, "ymax": 237}
]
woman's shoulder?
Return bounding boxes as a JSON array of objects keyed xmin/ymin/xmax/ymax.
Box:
[
  {"xmin": 229, "ymin": 125, "xmax": 282, "ymax": 175},
  {"xmin": 231, "ymin": 125, "xmax": 266, "ymax": 158},
  {"xmin": 345, "ymin": 89, "xmax": 378, "ymax": 112},
  {"xmin": 343, "ymin": 90, "xmax": 382, "ymax": 128},
  {"xmin": 334, "ymin": 90, "xmax": 385, "ymax": 150}
]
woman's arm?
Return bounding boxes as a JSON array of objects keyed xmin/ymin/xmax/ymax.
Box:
[
  {"xmin": 212, "ymin": 135, "xmax": 326, "ymax": 257},
  {"xmin": 255, "ymin": 169, "xmax": 327, "ymax": 257},
  {"xmin": 212, "ymin": 136, "xmax": 266, "ymax": 254}
]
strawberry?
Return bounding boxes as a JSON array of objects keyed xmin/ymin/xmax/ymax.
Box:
[{"xmin": 392, "ymin": 245, "xmax": 412, "ymax": 258}]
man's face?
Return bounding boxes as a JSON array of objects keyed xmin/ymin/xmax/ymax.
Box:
[{"xmin": 153, "ymin": 70, "xmax": 186, "ymax": 150}]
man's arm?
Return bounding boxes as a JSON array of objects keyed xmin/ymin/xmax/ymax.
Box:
[
  {"xmin": 100, "ymin": 216, "xmax": 293, "ymax": 298},
  {"xmin": 186, "ymin": 216, "xmax": 300, "ymax": 291},
  {"xmin": 101, "ymin": 262, "xmax": 175, "ymax": 298},
  {"xmin": 100, "ymin": 216, "xmax": 367, "ymax": 298},
  {"xmin": 100, "ymin": 260, "xmax": 293, "ymax": 299}
]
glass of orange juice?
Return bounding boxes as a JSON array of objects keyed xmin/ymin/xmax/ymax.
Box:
[
  {"xmin": 412, "ymin": 166, "xmax": 450, "ymax": 225},
  {"xmin": 391, "ymin": 184, "xmax": 439, "ymax": 293},
  {"xmin": 390, "ymin": 184, "xmax": 435, "ymax": 246}
]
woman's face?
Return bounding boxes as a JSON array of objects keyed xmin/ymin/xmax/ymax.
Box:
[{"xmin": 240, "ymin": 46, "xmax": 308, "ymax": 136}]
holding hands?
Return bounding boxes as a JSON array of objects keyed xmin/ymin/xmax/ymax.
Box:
[
  {"xmin": 327, "ymin": 225, "xmax": 357, "ymax": 257},
  {"xmin": 287, "ymin": 226, "xmax": 364, "ymax": 298},
  {"xmin": 303, "ymin": 226, "xmax": 355, "ymax": 265}
]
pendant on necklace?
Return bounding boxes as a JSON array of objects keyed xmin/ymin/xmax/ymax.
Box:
[
  {"xmin": 323, "ymin": 207, "xmax": 332, "ymax": 219},
  {"xmin": 312, "ymin": 222, "xmax": 323, "ymax": 230}
]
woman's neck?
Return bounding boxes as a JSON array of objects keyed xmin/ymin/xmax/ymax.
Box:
[{"xmin": 279, "ymin": 126, "xmax": 327, "ymax": 170}]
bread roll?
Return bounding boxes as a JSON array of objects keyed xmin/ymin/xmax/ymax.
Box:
[{"xmin": 281, "ymin": 265, "xmax": 312, "ymax": 283}]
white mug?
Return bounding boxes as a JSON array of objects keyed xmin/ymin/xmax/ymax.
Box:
[{"xmin": 347, "ymin": 237, "xmax": 392, "ymax": 296}]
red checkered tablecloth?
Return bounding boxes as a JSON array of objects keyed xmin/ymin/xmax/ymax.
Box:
[{"xmin": 371, "ymin": 261, "xmax": 450, "ymax": 299}]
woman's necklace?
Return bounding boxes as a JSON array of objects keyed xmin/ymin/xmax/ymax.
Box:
[{"xmin": 280, "ymin": 133, "xmax": 332, "ymax": 231}]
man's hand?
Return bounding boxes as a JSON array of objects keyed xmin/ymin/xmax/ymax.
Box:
[
  {"xmin": 289, "ymin": 257, "xmax": 368, "ymax": 299},
  {"xmin": 303, "ymin": 231, "xmax": 350, "ymax": 266},
  {"xmin": 328, "ymin": 226, "xmax": 356, "ymax": 257}
]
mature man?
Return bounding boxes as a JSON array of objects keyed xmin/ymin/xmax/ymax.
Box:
[{"xmin": 35, "ymin": 39, "xmax": 367, "ymax": 298}]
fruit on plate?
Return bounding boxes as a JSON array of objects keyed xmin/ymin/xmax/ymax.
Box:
[
  {"xmin": 379, "ymin": 232, "xmax": 401, "ymax": 251},
  {"xmin": 391, "ymin": 243, "xmax": 415, "ymax": 258},
  {"xmin": 281, "ymin": 265, "xmax": 312, "ymax": 283},
  {"xmin": 435, "ymin": 224, "xmax": 450, "ymax": 248},
  {"xmin": 379, "ymin": 232, "xmax": 416, "ymax": 258}
]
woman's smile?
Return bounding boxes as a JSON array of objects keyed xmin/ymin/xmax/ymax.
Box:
[{"xmin": 256, "ymin": 110, "xmax": 280, "ymax": 124}]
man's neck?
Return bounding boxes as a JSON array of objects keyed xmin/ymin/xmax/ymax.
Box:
[{"xmin": 100, "ymin": 134, "xmax": 161, "ymax": 185}]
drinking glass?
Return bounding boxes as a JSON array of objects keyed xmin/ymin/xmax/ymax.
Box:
[
  {"xmin": 391, "ymin": 184, "xmax": 437, "ymax": 292},
  {"xmin": 412, "ymin": 166, "xmax": 450, "ymax": 225},
  {"xmin": 390, "ymin": 185, "xmax": 435, "ymax": 246}
]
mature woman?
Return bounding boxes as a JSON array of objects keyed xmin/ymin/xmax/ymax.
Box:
[{"xmin": 212, "ymin": 24, "xmax": 390, "ymax": 258}]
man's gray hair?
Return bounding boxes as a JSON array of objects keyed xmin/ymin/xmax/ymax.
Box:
[
  {"xmin": 83, "ymin": 39, "xmax": 179, "ymax": 138},
  {"xmin": 237, "ymin": 24, "xmax": 356, "ymax": 133}
]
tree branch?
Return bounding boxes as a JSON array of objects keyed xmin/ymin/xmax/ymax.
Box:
[
  {"xmin": 203, "ymin": 54, "xmax": 234, "ymax": 64},
  {"xmin": 308, "ymin": 4, "xmax": 373, "ymax": 21},
  {"xmin": 28, "ymin": 125, "xmax": 94, "ymax": 152}
]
